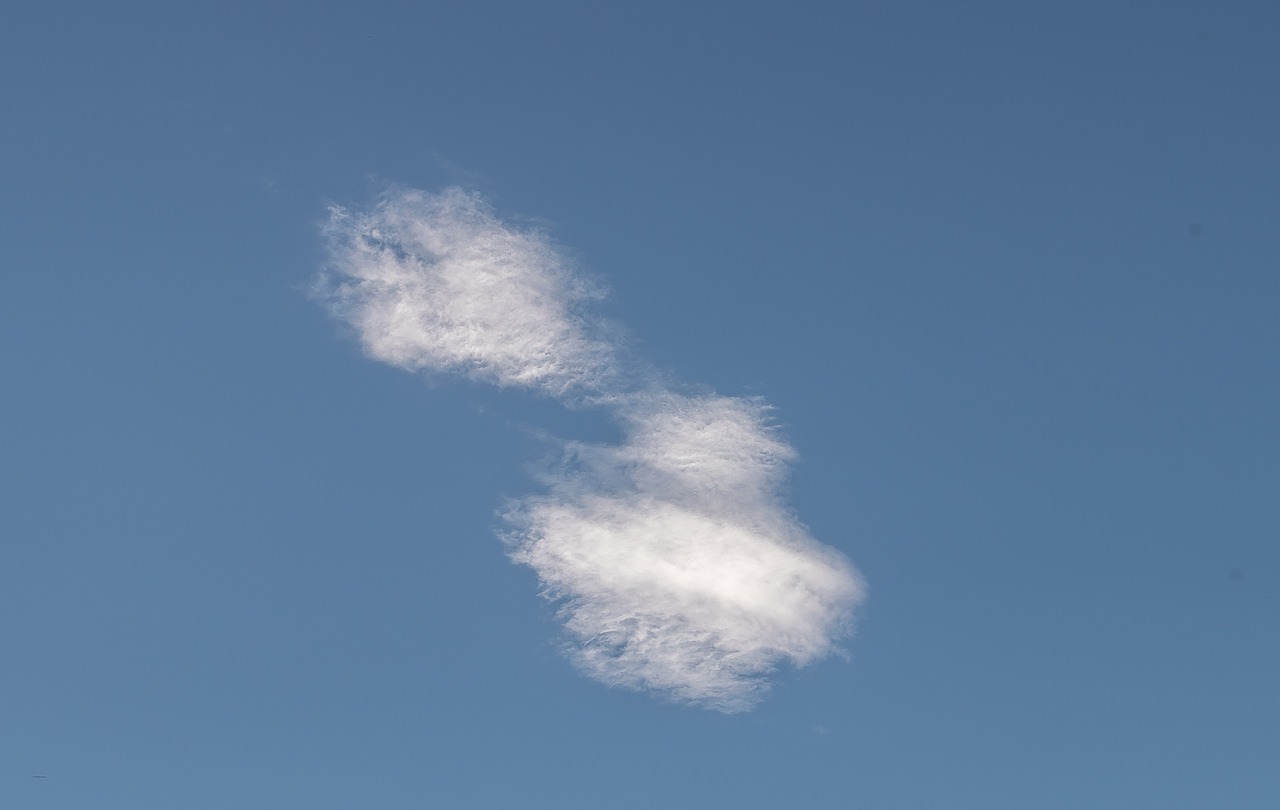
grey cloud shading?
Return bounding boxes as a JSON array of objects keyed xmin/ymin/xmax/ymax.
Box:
[{"xmin": 316, "ymin": 186, "xmax": 865, "ymax": 712}]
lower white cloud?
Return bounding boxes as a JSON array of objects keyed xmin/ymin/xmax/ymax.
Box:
[{"xmin": 506, "ymin": 393, "xmax": 864, "ymax": 712}]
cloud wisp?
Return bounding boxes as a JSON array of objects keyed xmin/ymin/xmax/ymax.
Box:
[
  {"xmin": 319, "ymin": 187, "xmax": 620, "ymax": 400},
  {"xmin": 316, "ymin": 187, "xmax": 865, "ymax": 712}
]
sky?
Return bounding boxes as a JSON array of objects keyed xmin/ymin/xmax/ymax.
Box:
[{"xmin": 2, "ymin": 1, "xmax": 1278, "ymax": 807}]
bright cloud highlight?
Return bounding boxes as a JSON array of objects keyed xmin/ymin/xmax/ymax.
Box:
[{"xmin": 316, "ymin": 187, "xmax": 865, "ymax": 712}]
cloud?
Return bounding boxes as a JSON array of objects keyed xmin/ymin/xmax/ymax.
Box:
[
  {"xmin": 316, "ymin": 187, "xmax": 619, "ymax": 399},
  {"xmin": 507, "ymin": 392, "xmax": 863, "ymax": 711},
  {"xmin": 317, "ymin": 186, "xmax": 865, "ymax": 712}
]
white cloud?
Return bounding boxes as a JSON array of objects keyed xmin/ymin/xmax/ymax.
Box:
[
  {"xmin": 507, "ymin": 393, "xmax": 864, "ymax": 712},
  {"xmin": 317, "ymin": 187, "xmax": 865, "ymax": 712},
  {"xmin": 316, "ymin": 187, "xmax": 618, "ymax": 399}
]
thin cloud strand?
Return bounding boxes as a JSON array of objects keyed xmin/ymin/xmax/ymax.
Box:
[{"xmin": 318, "ymin": 187, "xmax": 865, "ymax": 712}]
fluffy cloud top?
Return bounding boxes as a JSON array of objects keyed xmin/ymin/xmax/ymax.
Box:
[{"xmin": 317, "ymin": 187, "xmax": 865, "ymax": 712}]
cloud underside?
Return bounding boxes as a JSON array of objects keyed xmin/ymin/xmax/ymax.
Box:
[{"xmin": 317, "ymin": 187, "xmax": 864, "ymax": 712}]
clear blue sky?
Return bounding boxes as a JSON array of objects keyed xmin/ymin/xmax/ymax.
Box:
[{"xmin": 3, "ymin": 1, "xmax": 1277, "ymax": 807}]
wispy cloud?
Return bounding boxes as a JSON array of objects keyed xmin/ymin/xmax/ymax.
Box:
[
  {"xmin": 317, "ymin": 188, "xmax": 619, "ymax": 399},
  {"xmin": 316, "ymin": 186, "xmax": 865, "ymax": 712}
]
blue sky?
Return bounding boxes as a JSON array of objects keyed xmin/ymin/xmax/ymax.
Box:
[{"xmin": 3, "ymin": 1, "xmax": 1278, "ymax": 807}]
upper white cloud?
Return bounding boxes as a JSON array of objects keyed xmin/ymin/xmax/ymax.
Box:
[
  {"xmin": 317, "ymin": 187, "xmax": 618, "ymax": 399},
  {"xmin": 317, "ymin": 186, "xmax": 865, "ymax": 712}
]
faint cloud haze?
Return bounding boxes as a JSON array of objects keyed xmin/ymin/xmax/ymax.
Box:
[{"xmin": 315, "ymin": 187, "xmax": 865, "ymax": 712}]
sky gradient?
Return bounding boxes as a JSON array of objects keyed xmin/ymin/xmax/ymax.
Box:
[{"xmin": 3, "ymin": 1, "xmax": 1278, "ymax": 808}]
